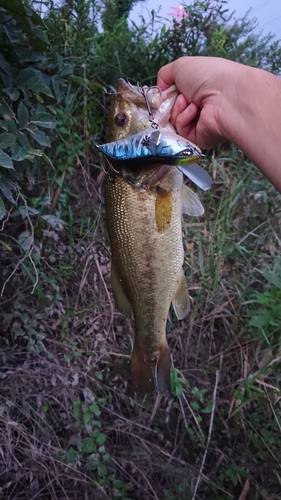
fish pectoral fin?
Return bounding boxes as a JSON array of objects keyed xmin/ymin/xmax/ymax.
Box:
[
  {"xmin": 111, "ymin": 262, "xmax": 132, "ymax": 318},
  {"xmin": 131, "ymin": 343, "xmax": 171, "ymax": 396},
  {"xmin": 172, "ymin": 271, "xmax": 190, "ymax": 320},
  {"xmin": 181, "ymin": 184, "xmax": 204, "ymax": 216}
]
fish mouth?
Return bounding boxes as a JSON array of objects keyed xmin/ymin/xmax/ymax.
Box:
[{"xmin": 116, "ymin": 78, "xmax": 179, "ymax": 127}]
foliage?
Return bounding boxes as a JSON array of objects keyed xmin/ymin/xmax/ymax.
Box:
[
  {"xmin": 247, "ymin": 258, "xmax": 281, "ymax": 347},
  {"xmin": 1, "ymin": 0, "xmax": 281, "ymax": 498},
  {"xmin": 62, "ymin": 387, "xmax": 133, "ymax": 498},
  {"xmin": 142, "ymin": 0, "xmax": 281, "ymax": 75},
  {"xmin": 0, "ymin": 0, "xmax": 57, "ymax": 216}
]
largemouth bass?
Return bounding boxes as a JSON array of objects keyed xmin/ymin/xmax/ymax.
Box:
[{"xmin": 104, "ymin": 79, "xmax": 204, "ymax": 396}]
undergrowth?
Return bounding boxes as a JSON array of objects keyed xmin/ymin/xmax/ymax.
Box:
[
  {"xmin": 1, "ymin": 0, "xmax": 281, "ymax": 498},
  {"xmin": 1, "ymin": 148, "xmax": 281, "ymax": 499}
]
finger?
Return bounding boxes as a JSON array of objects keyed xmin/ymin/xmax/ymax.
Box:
[
  {"xmin": 157, "ymin": 61, "xmax": 177, "ymax": 90},
  {"xmin": 175, "ymin": 103, "xmax": 199, "ymax": 137},
  {"xmin": 170, "ymin": 94, "xmax": 188, "ymax": 128}
]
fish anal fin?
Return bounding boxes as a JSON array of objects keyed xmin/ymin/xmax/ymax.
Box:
[
  {"xmin": 131, "ymin": 343, "xmax": 171, "ymax": 396},
  {"xmin": 181, "ymin": 184, "xmax": 204, "ymax": 216},
  {"xmin": 111, "ymin": 262, "xmax": 132, "ymax": 318},
  {"xmin": 172, "ymin": 271, "xmax": 190, "ymax": 320}
]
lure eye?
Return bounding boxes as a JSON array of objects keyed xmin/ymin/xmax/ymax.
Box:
[
  {"xmin": 115, "ymin": 113, "xmax": 127, "ymax": 127},
  {"xmin": 182, "ymin": 148, "xmax": 193, "ymax": 156}
]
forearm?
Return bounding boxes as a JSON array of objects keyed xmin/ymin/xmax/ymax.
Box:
[{"xmin": 219, "ymin": 64, "xmax": 281, "ymax": 192}]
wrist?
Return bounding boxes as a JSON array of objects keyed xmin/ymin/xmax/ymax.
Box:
[
  {"xmin": 217, "ymin": 61, "xmax": 253, "ymax": 145},
  {"xmin": 218, "ymin": 63, "xmax": 281, "ymax": 191}
]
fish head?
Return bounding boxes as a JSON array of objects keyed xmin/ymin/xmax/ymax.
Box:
[{"xmin": 107, "ymin": 78, "xmax": 178, "ymax": 142}]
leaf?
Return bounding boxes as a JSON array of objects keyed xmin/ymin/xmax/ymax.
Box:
[
  {"xmin": 0, "ymin": 133, "xmax": 16, "ymax": 149},
  {"xmin": 262, "ymin": 270, "xmax": 281, "ymax": 291},
  {"xmin": 59, "ymin": 64, "xmax": 73, "ymax": 78},
  {"xmin": 27, "ymin": 149, "xmax": 54, "ymax": 168},
  {"xmin": 51, "ymin": 75, "xmax": 61, "ymax": 103},
  {"xmin": 16, "ymin": 68, "xmax": 41, "ymax": 90},
  {"xmin": 12, "ymin": 144, "xmax": 27, "ymax": 161},
  {"xmin": 0, "ymin": 54, "xmax": 11, "ymax": 74},
  {"xmin": 38, "ymin": 85, "xmax": 54, "ymax": 98},
  {"xmin": 83, "ymin": 411, "xmax": 92, "ymax": 426},
  {"xmin": 96, "ymin": 433, "xmax": 107, "ymax": 445},
  {"xmin": 89, "ymin": 403, "xmax": 101, "ymax": 416},
  {"xmin": 0, "ymin": 101, "xmax": 15, "ymax": 119},
  {"xmin": 68, "ymin": 75, "xmax": 89, "ymax": 88},
  {"xmin": 13, "ymin": 48, "xmax": 47, "ymax": 63},
  {"xmin": 56, "ymin": 54, "xmax": 64, "ymax": 73},
  {"xmin": 7, "ymin": 89, "xmax": 20, "ymax": 102},
  {"xmin": 41, "ymin": 214, "xmax": 66, "ymax": 229},
  {"xmin": 3, "ymin": 22, "xmax": 21, "ymax": 42},
  {"xmin": 18, "ymin": 131, "xmax": 28, "ymax": 148},
  {"xmin": 32, "ymin": 27, "xmax": 49, "ymax": 43},
  {"xmin": 3, "ymin": 116, "xmax": 17, "ymax": 135},
  {"xmin": 17, "ymin": 102, "xmax": 29, "ymax": 128},
  {"xmin": 249, "ymin": 311, "xmax": 271, "ymax": 328},
  {"xmin": 0, "ymin": 176, "xmax": 18, "ymax": 204},
  {"xmin": 18, "ymin": 230, "xmax": 33, "ymax": 252},
  {"xmin": 1, "ymin": 72, "xmax": 13, "ymax": 88},
  {"xmin": 0, "ymin": 197, "xmax": 6, "ymax": 220},
  {"xmin": 17, "ymin": 205, "xmax": 39, "ymax": 218},
  {"xmin": 30, "ymin": 119, "xmax": 56, "ymax": 129},
  {"xmin": 0, "ymin": 149, "xmax": 13, "ymax": 169},
  {"xmin": 26, "ymin": 126, "xmax": 50, "ymax": 147}
]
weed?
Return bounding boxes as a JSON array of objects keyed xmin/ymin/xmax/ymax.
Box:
[{"xmin": 1, "ymin": 0, "xmax": 281, "ymax": 499}]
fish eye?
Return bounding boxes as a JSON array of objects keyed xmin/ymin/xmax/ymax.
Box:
[{"xmin": 115, "ymin": 113, "xmax": 127, "ymax": 127}]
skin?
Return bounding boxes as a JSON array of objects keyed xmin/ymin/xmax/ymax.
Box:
[{"xmin": 157, "ymin": 56, "xmax": 281, "ymax": 193}]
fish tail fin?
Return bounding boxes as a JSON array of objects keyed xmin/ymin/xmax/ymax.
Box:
[{"xmin": 131, "ymin": 343, "xmax": 171, "ymax": 396}]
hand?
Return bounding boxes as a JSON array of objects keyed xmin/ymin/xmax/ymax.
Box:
[
  {"xmin": 157, "ymin": 56, "xmax": 281, "ymax": 192},
  {"xmin": 157, "ymin": 56, "xmax": 242, "ymax": 149}
]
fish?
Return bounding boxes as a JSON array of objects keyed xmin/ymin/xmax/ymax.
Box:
[
  {"xmin": 104, "ymin": 79, "xmax": 205, "ymax": 396},
  {"xmin": 97, "ymin": 128, "xmax": 212, "ymax": 191}
]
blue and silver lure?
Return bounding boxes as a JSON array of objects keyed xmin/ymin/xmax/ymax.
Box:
[{"xmin": 97, "ymin": 128, "xmax": 212, "ymax": 191}]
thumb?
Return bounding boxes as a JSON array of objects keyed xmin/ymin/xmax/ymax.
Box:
[{"xmin": 157, "ymin": 61, "xmax": 177, "ymax": 90}]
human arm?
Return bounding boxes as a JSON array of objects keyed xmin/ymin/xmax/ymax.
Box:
[{"xmin": 157, "ymin": 57, "xmax": 281, "ymax": 192}]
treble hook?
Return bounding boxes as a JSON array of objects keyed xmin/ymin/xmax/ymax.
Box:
[
  {"xmin": 137, "ymin": 83, "xmax": 161, "ymax": 129},
  {"xmin": 102, "ymin": 156, "xmax": 121, "ymax": 181}
]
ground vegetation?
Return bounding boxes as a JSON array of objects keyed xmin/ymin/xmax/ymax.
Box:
[{"xmin": 1, "ymin": 1, "xmax": 281, "ymax": 498}]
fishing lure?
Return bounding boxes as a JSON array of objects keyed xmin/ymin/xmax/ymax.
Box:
[{"xmin": 97, "ymin": 128, "xmax": 212, "ymax": 191}]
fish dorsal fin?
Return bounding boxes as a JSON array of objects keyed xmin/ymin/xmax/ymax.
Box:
[
  {"xmin": 181, "ymin": 185, "xmax": 204, "ymax": 216},
  {"xmin": 172, "ymin": 271, "xmax": 190, "ymax": 320},
  {"xmin": 111, "ymin": 261, "xmax": 132, "ymax": 318}
]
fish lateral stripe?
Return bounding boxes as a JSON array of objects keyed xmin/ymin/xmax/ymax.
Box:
[{"xmin": 155, "ymin": 189, "xmax": 173, "ymax": 233}]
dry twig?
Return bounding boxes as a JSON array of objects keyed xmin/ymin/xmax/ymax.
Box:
[{"xmin": 191, "ymin": 369, "xmax": 220, "ymax": 500}]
